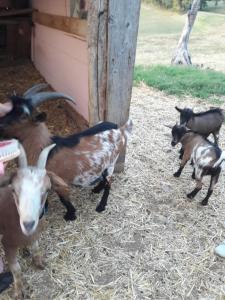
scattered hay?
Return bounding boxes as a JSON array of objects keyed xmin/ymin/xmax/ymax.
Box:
[{"xmin": 0, "ymin": 64, "xmax": 225, "ymax": 299}]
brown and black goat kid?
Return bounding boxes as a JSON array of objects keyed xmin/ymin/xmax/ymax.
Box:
[
  {"xmin": 175, "ymin": 106, "xmax": 224, "ymax": 160},
  {"xmin": 171, "ymin": 124, "xmax": 225, "ymax": 205},
  {"xmin": 0, "ymin": 84, "xmax": 133, "ymax": 221},
  {"xmin": 0, "ymin": 142, "xmax": 68, "ymax": 299}
]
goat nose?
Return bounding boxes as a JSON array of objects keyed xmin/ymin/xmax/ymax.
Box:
[{"xmin": 23, "ymin": 221, "xmax": 35, "ymax": 232}]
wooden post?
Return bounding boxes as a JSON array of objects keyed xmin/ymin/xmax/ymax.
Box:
[
  {"xmin": 106, "ymin": 0, "xmax": 141, "ymax": 172},
  {"xmin": 87, "ymin": 0, "xmax": 141, "ymax": 171},
  {"xmin": 87, "ymin": 0, "xmax": 108, "ymax": 125}
]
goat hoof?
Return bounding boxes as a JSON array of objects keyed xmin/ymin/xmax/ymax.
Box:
[
  {"xmin": 173, "ymin": 172, "xmax": 180, "ymax": 178},
  {"xmin": 192, "ymin": 174, "xmax": 195, "ymax": 180},
  {"xmin": 92, "ymin": 188, "xmax": 100, "ymax": 194},
  {"xmin": 201, "ymin": 200, "xmax": 208, "ymax": 206},
  {"xmin": 187, "ymin": 193, "xmax": 194, "ymax": 199},
  {"xmin": 64, "ymin": 212, "xmax": 76, "ymax": 221},
  {"xmin": 96, "ymin": 206, "xmax": 105, "ymax": 213},
  {"xmin": 92, "ymin": 187, "xmax": 101, "ymax": 194}
]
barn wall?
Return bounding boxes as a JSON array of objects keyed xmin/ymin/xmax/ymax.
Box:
[{"xmin": 32, "ymin": 0, "xmax": 89, "ymax": 120}]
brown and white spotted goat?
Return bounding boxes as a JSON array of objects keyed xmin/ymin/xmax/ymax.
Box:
[
  {"xmin": 0, "ymin": 143, "xmax": 68, "ymax": 299},
  {"xmin": 171, "ymin": 124, "xmax": 225, "ymax": 205},
  {"xmin": 175, "ymin": 106, "xmax": 224, "ymax": 160},
  {"xmin": 0, "ymin": 84, "xmax": 133, "ymax": 220}
]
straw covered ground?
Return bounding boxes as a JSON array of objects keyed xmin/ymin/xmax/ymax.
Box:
[{"xmin": 1, "ymin": 65, "xmax": 225, "ymax": 299}]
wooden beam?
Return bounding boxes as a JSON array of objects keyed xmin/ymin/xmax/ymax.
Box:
[
  {"xmin": 33, "ymin": 11, "xmax": 87, "ymax": 40},
  {"xmin": 106, "ymin": 0, "xmax": 141, "ymax": 171},
  {"xmin": 87, "ymin": 0, "xmax": 108, "ymax": 125},
  {"xmin": 87, "ymin": 0, "xmax": 140, "ymax": 171}
]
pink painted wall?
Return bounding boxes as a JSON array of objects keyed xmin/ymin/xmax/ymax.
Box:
[{"xmin": 32, "ymin": 0, "xmax": 89, "ymax": 121}]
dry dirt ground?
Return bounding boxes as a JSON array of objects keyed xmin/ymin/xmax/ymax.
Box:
[{"xmin": 1, "ymin": 64, "xmax": 225, "ymax": 299}]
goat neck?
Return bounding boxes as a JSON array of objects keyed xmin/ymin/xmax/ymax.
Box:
[{"xmin": 180, "ymin": 132, "xmax": 202, "ymax": 148}]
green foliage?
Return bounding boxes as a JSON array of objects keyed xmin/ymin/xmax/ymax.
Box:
[{"xmin": 134, "ymin": 65, "xmax": 225, "ymax": 101}]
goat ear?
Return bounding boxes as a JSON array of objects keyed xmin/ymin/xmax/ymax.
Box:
[
  {"xmin": 47, "ymin": 171, "xmax": 69, "ymax": 191},
  {"xmin": 175, "ymin": 106, "xmax": 182, "ymax": 113},
  {"xmin": 164, "ymin": 124, "xmax": 173, "ymax": 129}
]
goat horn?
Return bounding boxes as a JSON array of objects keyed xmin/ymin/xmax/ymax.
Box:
[
  {"xmin": 164, "ymin": 124, "xmax": 173, "ymax": 129},
  {"xmin": 18, "ymin": 143, "xmax": 28, "ymax": 169},
  {"xmin": 37, "ymin": 144, "xmax": 56, "ymax": 169},
  {"xmin": 29, "ymin": 92, "xmax": 75, "ymax": 107},
  {"xmin": 23, "ymin": 83, "xmax": 49, "ymax": 98}
]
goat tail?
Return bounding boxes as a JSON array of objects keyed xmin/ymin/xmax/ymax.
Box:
[
  {"xmin": 213, "ymin": 151, "xmax": 225, "ymax": 169},
  {"xmin": 121, "ymin": 119, "xmax": 133, "ymax": 140}
]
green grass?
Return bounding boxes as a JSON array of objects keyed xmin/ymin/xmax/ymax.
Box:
[
  {"xmin": 138, "ymin": 5, "xmax": 184, "ymax": 36},
  {"xmin": 139, "ymin": 4, "xmax": 225, "ymax": 37},
  {"xmin": 134, "ymin": 65, "xmax": 225, "ymax": 101}
]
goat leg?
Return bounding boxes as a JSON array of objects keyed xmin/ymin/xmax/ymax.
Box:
[
  {"xmin": 201, "ymin": 172, "xmax": 220, "ymax": 206},
  {"xmin": 179, "ymin": 147, "xmax": 184, "ymax": 160},
  {"xmin": 92, "ymin": 180, "xmax": 107, "ymax": 194},
  {"xmin": 96, "ymin": 181, "xmax": 110, "ymax": 212},
  {"xmin": 31, "ymin": 241, "xmax": 45, "ymax": 270},
  {"xmin": 54, "ymin": 186, "xmax": 76, "ymax": 221},
  {"xmin": 174, "ymin": 154, "xmax": 189, "ymax": 177},
  {"xmin": 191, "ymin": 168, "xmax": 196, "ymax": 179},
  {"xmin": 187, "ymin": 188, "xmax": 201, "ymax": 199},
  {"xmin": 4, "ymin": 246, "xmax": 23, "ymax": 300},
  {"xmin": 95, "ymin": 164, "xmax": 115, "ymax": 212},
  {"xmin": 59, "ymin": 195, "xmax": 76, "ymax": 221},
  {"xmin": 213, "ymin": 128, "xmax": 220, "ymax": 145},
  {"xmin": 92, "ymin": 181, "xmax": 105, "ymax": 193},
  {"xmin": 187, "ymin": 179, "xmax": 202, "ymax": 199},
  {"xmin": 173, "ymin": 166, "xmax": 184, "ymax": 177}
]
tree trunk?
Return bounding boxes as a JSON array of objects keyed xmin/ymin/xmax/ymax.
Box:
[{"xmin": 171, "ymin": 0, "xmax": 201, "ymax": 65}]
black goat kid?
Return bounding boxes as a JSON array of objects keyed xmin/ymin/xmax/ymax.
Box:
[{"xmin": 175, "ymin": 106, "xmax": 224, "ymax": 144}]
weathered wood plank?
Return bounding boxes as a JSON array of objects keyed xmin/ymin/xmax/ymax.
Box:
[
  {"xmin": 33, "ymin": 11, "xmax": 87, "ymax": 39},
  {"xmin": 87, "ymin": 0, "xmax": 100, "ymax": 125},
  {"xmin": 106, "ymin": 0, "xmax": 141, "ymax": 125},
  {"xmin": 97, "ymin": 0, "xmax": 108, "ymax": 122},
  {"xmin": 87, "ymin": 0, "xmax": 108, "ymax": 125},
  {"xmin": 106, "ymin": 0, "xmax": 141, "ymax": 171},
  {"xmin": 87, "ymin": 0, "xmax": 140, "ymax": 171}
]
